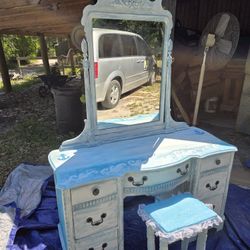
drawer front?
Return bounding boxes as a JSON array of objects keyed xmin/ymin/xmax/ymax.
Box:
[
  {"xmin": 200, "ymin": 153, "xmax": 231, "ymax": 172},
  {"xmin": 71, "ymin": 179, "xmax": 117, "ymax": 205},
  {"xmin": 124, "ymin": 161, "xmax": 191, "ymax": 189},
  {"xmin": 73, "ymin": 200, "xmax": 118, "ymax": 239},
  {"xmin": 75, "ymin": 229, "xmax": 118, "ymax": 250},
  {"xmin": 202, "ymin": 194, "xmax": 224, "ymax": 216},
  {"xmin": 197, "ymin": 171, "xmax": 228, "ymax": 199}
]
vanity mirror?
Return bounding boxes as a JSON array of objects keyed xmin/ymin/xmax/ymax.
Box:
[
  {"xmin": 61, "ymin": 0, "xmax": 175, "ymax": 148},
  {"xmin": 93, "ymin": 19, "xmax": 164, "ymax": 129}
]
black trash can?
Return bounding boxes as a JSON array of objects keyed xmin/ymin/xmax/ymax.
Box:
[{"xmin": 52, "ymin": 79, "xmax": 85, "ymax": 134}]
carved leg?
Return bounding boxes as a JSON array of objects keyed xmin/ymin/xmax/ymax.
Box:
[
  {"xmin": 146, "ymin": 224, "xmax": 155, "ymax": 250},
  {"xmin": 159, "ymin": 237, "xmax": 168, "ymax": 250},
  {"xmin": 181, "ymin": 238, "xmax": 189, "ymax": 250},
  {"xmin": 196, "ymin": 230, "xmax": 208, "ymax": 250}
]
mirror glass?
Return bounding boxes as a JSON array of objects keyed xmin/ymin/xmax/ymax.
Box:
[{"xmin": 92, "ymin": 19, "xmax": 164, "ymax": 129}]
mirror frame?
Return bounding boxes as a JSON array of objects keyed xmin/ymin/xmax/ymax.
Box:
[{"xmin": 61, "ymin": 0, "xmax": 184, "ymax": 150}]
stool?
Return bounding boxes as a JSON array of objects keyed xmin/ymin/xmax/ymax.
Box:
[{"xmin": 138, "ymin": 193, "xmax": 223, "ymax": 250}]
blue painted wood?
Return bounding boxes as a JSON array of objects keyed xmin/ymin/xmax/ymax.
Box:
[{"xmin": 49, "ymin": 127, "xmax": 236, "ymax": 189}]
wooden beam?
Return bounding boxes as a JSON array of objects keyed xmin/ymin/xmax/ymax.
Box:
[
  {"xmin": 39, "ymin": 34, "xmax": 50, "ymax": 75},
  {"xmin": 0, "ymin": 36, "xmax": 12, "ymax": 92}
]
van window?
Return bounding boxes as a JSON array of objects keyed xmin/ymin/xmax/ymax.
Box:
[
  {"xmin": 120, "ymin": 35, "xmax": 137, "ymax": 57},
  {"xmin": 99, "ymin": 34, "xmax": 123, "ymax": 58},
  {"xmin": 136, "ymin": 37, "xmax": 151, "ymax": 56}
]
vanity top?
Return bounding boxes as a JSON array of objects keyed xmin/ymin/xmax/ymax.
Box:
[{"xmin": 49, "ymin": 127, "xmax": 237, "ymax": 189}]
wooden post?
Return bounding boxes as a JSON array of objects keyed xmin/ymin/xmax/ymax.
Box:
[
  {"xmin": 0, "ymin": 36, "xmax": 12, "ymax": 93},
  {"xmin": 39, "ymin": 34, "xmax": 50, "ymax": 75}
]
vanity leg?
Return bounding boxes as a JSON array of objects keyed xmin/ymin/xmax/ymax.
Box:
[
  {"xmin": 159, "ymin": 237, "xmax": 168, "ymax": 250},
  {"xmin": 118, "ymin": 179, "xmax": 124, "ymax": 250},
  {"xmin": 196, "ymin": 230, "xmax": 208, "ymax": 250},
  {"xmin": 146, "ymin": 224, "xmax": 155, "ymax": 250},
  {"xmin": 181, "ymin": 238, "xmax": 189, "ymax": 250}
]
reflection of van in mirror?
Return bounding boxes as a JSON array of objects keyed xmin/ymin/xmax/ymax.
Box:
[{"xmin": 93, "ymin": 28, "xmax": 156, "ymax": 109}]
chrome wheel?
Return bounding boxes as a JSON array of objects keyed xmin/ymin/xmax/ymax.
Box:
[{"xmin": 110, "ymin": 85, "xmax": 119, "ymax": 105}]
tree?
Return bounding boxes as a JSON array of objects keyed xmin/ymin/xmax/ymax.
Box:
[{"xmin": 2, "ymin": 35, "xmax": 39, "ymax": 65}]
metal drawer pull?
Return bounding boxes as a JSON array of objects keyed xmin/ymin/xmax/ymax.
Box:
[
  {"xmin": 92, "ymin": 188, "xmax": 100, "ymax": 196},
  {"xmin": 128, "ymin": 176, "xmax": 148, "ymax": 186},
  {"xmin": 86, "ymin": 213, "xmax": 107, "ymax": 226},
  {"xmin": 88, "ymin": 243, "xmax": 108, "ymax": 250},
  {"xmin": 177, "ymin": 164, "xmax": 189, "ymax": 176},
  {"xmin": 215, "ymin": 159, "xmax": 221, "ymax": 165},
  {"xmin": 206, "ymin": 181, "xmax": 220, "ymax": 191},
  {"xmin": 102, "ymin": 243, "xmax": 108, "ymax": 249}
]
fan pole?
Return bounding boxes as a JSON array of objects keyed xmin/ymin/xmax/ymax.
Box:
[
  {"xmin": 192, "ymin": 34, "xmax": 215, "ymax": 126},
  {"xmin": 192, "ymin": 49, "xmax": 208, "ymax": 126}
]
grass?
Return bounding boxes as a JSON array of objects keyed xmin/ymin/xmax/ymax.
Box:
[
  {"xmin": 0, "ymin": 77, "xmax": 77, "ymax": 187},
  {"xmin": 0, "ymin": 75, "xmax": 41, "ymax": 92}
]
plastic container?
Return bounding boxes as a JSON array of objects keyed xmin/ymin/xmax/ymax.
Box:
[{"xmin": 52, "ymin": 79, "xmax": 85, "ymax": 134}]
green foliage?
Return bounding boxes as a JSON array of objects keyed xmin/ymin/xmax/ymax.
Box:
[
  {"xmin": 93, "ymin": 19, "xmax": 164, "ymax": 53},
  {"xmin": 2, "ymin": 35, "xmax": 39, "ymax": 60}
]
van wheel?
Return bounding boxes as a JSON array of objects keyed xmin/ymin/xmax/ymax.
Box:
[{"xmin": 101, "ymin": 80, "xmax": 121, "ymax": 109}]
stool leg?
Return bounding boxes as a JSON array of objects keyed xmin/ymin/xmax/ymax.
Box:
[
  {"xmin": 196, "ymin": 230, "xmax": 208, "ymax": 250},
  {"xmin": 146, "ymin": 224, "xmax": 155, "ymax": 250},
  {"xmin": 181, "ymin": 238, "xmax": 189, "ymax": 250},
  {"xmin": 159, "ymin": 237, "xmax": 168, "ymax": 250}
]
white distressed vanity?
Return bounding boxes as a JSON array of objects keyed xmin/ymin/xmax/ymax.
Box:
[{"xmin": 48, "ymin": 1, "xmax": 237, "ymax": 249}]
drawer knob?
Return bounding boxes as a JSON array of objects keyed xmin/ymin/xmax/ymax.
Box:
[
  {"xmin": 92, "ymin": 188, "xmax": 100, "ymax": 196},
  {"xmin": 177, "ymin": 164, "xmax": 189, "ymax": 176},
  {"xmin": 102, "ymin": 243, "xmax": 108, "ymax": 249},
  {"xmin": 128, "ymin": 176, "xmax": 148, "ymax": 186},
  {"xmin": 88, "ymin": 248, "xmax": 94, "ymax": 250},
  {"xmin": 206, "ymin": 181, "xmax": 220, "ymax": 191},
  {"xmin": 86, "ymin": 213, "xmax": 107, "ymax": 226},
  {"xmin": 215, "ymin": 159, "xmax": 221, "ymax": 165}
]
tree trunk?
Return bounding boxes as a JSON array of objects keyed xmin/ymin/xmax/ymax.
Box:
[{"xmin": 0, "ymin": 36, "xmax": 12, "ymax": 93}]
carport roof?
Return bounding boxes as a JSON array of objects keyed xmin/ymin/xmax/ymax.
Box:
[{"xmin": 0, "ymin": 0, "xmax": 92, "ymax": 36}]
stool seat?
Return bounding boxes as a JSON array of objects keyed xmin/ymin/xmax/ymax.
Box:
[{"xmin": 138, "ymin": 193, "xmax": 223, "ymax": 249}]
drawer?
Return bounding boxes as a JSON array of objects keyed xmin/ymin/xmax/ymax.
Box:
[
  {"xmin": 73, "ymin": 199, "xmax": 118, "ymax": 239},
  {"xmin": 71, "ymin": 179, "xmax": 117, "ymax": 205},
  {"xmin": 75, "ymin": 229, "xmax": 118, "ymax": 250},
  {"xmin": 202, "ymin": 194, "xmax": 224, "ymax": 216},
  {"xmin": 123, "ymin": 161, "xmax": 191, "ymax": 189},
  {"xmin": 197, "ymin": 171, "xmax": 228, "ymax": 199},
  {"xmin": 200, "ymin": 153, "xmax": 231, "ymax": 172}
]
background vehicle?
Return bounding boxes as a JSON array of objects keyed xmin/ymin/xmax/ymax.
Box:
[{"xmin": 93, "ymin": 28, "xmax": 156, "ymax": 109}]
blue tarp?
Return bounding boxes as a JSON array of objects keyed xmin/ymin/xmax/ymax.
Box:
[{"xmin": 8, "ymin": 176, "xmax": 250, "ymax": 250}]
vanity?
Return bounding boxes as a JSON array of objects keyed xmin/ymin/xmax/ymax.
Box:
[{"xmin": 48, "ymin": 1, "xmax": 237, "ymax": 249}]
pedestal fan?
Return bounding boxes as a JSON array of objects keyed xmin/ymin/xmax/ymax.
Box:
[
  {"xmin": 192, "ymin": 13, "xmax": 240, "ymax": 125},
  {"xmin": 71, "ymin": 24, "xmax": 85, "ymax": 51}
]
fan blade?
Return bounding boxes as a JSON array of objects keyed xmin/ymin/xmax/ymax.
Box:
[
  {"xmin": 217, "ymin": 38, "xmax": 233, "ymax": 55},
  {"xmin": 215, "ymin": 13, "xmax": 230, "ymax": 37}
]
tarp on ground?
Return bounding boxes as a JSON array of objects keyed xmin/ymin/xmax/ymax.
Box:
[{"xmin": 0, "ymin": 164, "xmax": 250, "ymax": 250}]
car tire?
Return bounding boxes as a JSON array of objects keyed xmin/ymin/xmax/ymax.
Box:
[{"xmin": 101, "ymin": 80, "xmax": 121, "ymax": 109}]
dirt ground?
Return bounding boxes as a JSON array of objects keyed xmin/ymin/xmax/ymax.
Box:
[{"xmin": 97, "ymin": 82, "xmax": 161, "ymax": 121}]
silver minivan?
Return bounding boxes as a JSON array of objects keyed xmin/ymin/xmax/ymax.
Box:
[{"xmin": 93, "ymin": 28, "xmax": 156, "ymax": 109}]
